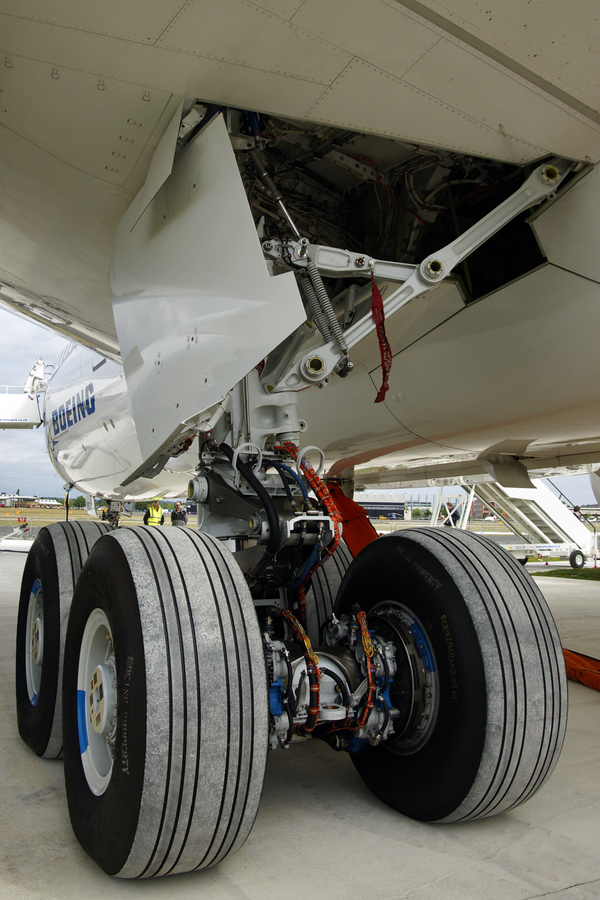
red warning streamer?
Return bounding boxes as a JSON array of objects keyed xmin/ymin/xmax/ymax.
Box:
[{"xmin": 371, "ymin": 272, "xmax": 392, "ymax": 403}]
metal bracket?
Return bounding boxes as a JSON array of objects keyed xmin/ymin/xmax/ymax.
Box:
[{"xmin": 264, "ymin": 159, "xmax": 572, "ymax": 393}]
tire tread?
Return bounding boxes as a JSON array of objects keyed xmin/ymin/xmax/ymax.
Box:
[
  {"xmin": 103, "ymin": 527, "xmax": 267, "ymax": 879},
  {"xmin": 403, "ymin": 529, "xmax": 566, "ymax": 823}
]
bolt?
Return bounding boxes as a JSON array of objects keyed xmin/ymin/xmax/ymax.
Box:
[
  {"xmin": 262, "ymin": 240, "xmax": 273, "ymax": 252},
  {"xmin": 355, "ymin": 256, "xmax": 365, "ymax": 268},
  {"xmin": 296, "ymin": 237, "xmax": 308, "ymax": 259}
]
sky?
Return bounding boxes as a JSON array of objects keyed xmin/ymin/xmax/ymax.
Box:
[
  {"xmin": 0, "ymin": 310, "xmax": 70, "ymax": 498},
  {"xmin": 0, "ymin": 308, "xmax": 597, "ymax": 505}
]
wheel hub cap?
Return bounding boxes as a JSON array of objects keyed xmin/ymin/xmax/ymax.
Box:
[
  {"xmin": 77, "ymin": 609, "xmax": 116, "ymax": 795},
  {"xmin": 25, "ymin": 579, "xmax": 44, "ymax": 705},
  {"xmin": 89, "ymin": 663, "xmax": 116, "ymax": 735}
]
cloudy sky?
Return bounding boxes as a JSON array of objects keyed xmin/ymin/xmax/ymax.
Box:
[
  {"xmin": 0, "ymin": 309, "xmax": 70, "ymax": 498},
  {"xmin": 0, "ymin": 307, "xmax": 597, "ymax": 504}
]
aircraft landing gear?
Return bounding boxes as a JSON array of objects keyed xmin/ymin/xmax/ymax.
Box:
[
  {"xmin": 45, "ymin": 521, "xmax": 567, "ymax": 877},
  {"xmin": 18, "ymin": 448, "xmax": 568, "ymax": 876}
]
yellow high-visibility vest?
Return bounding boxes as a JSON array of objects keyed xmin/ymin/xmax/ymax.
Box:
[{"xmin": 147, "ymin": 505, "xmax": 164, "ymax": 525}]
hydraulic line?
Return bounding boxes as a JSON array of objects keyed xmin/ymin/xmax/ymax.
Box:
[
  {"xmin": 300, "ymin": 275, "xmax": 332, "ymax": 343},
  {"xmin": 258, "ymin": 460, "xmax": 310, "ymax": 590},
  {"xmin": 268, "ymin": 607, "xmax": 321, "ymax": 735},
  {"xmin": 219, "ymin": 442, "xmax": 281, "ymax": 556},
  {"xmin": 320, "ymin": 666, "xmax": 351, "ymax": 708},
  {"xmin": 285, "ymin": 541, "xmax": 319, "ymax": 590},
  {"xmin": 273, "ymin": 441, "xmax": 343, "ymax": 624},
  {"xmin": 281, "ymin": 701, "xmax": 294, "ymax": 747},
  {"xmin": 374, "ymin": 701, "xmax": 390, "ymax": 742},
  {"xmin": 270, "ymin": 461, "xmax": 300, "ymax": 513},
  {"xmin": 350, "ymin": 610, "xmax": 377, "ymax": 730},
  {"xmin": 250, "ymin": 149, "xmax": 301, "ymax": 239},
  {"xmin": 306, "ymin": 259, "xmax": 348, "ymax": 356},
  {"xmin": 271, "ymin": 461, "xmax": 309, "ymax": 504},
  {"xmin": 281, "ymin": 647, "xmax": 297, "ymax": 716}
]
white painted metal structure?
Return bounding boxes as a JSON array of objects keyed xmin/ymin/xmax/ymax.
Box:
[
  {"xmin": 473, "ymin": 480, "xmax": 599, "ymax": 563},
  {"xmin": 0, "ymin": 388, "xmax": 41, "ymax": 427},
  {"xmin": 429, "ymin": 480, "xmax": 598, "ymax": 564}
]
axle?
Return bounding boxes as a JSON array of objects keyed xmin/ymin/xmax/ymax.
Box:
[{"xmin": 263, "ymin": 607, "xmax": 400, "ymax": 752}]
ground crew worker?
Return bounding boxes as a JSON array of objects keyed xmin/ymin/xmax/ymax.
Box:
[
  {"xmin": 144, "ymin": 499, "xmax": 164, "ymax": 526},
  {"xmin": 171, "ymin": 501, "xmax": 188, "ymax": 527}
]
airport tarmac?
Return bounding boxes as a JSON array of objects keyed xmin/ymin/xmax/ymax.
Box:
[{"xmin": 1, "ymin": 550, "xmax": 599, "ymax": 900}]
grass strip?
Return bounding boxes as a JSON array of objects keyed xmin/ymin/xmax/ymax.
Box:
[{"xmin": 530, "ymin": 568, "xmax": 600, "ymax": 580}]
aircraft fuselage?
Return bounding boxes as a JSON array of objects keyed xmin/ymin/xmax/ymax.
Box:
[{"xmin": 44, "ymin": 344, "xmax": 194, "ymax": 500}]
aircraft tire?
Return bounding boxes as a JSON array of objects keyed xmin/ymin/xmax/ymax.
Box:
[
  {"xmin": 569, "ymin": 549, "xmax": 585, "ymax": 568},
  {"xmin": 335, "ymin": 527, "xmax": 567, "ymax": 822},
  {"xmin": 303, "ymin": 539, "xmax": 353, "ymax": 644},
  {"xmin": 15, "ymin": 521, "xmax": 111, "ymax": 758},
  {"xmin": 62, "ymin": 526, "xmax": 268, "ymax": 878}
]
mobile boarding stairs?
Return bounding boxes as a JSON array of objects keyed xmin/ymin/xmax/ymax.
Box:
[{"xmin": 431, "ymin": 479, "xmax": 598, "ymax": 567}]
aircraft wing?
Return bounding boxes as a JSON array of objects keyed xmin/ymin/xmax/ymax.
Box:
[{"xmin": 1, "ymin": 0, "xmax": 600, "ymax": 355}]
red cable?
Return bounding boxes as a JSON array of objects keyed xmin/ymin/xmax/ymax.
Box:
[{"xmin": 370, "ymin": 272, "xmax": 392, "ymax": 403}]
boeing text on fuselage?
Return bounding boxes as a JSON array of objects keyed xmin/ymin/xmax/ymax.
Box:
[{"xmin": 51, "ymin": 383, "xmax": 95, "ymax": 435}]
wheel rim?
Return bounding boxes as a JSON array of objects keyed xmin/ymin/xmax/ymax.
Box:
[
  {"xmin": 25, "ymin": 579, "xmax": 44, "ymax": 705},
  {"xmin": 77, "ymin": 608, "xmax": 117, "ymax": 796},
  {"xmin": 369, "ymin": 601, "xmax": 440, "ymax": 755}
]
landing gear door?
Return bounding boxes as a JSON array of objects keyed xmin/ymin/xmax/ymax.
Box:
[{"xmin": 110, "ymin": 112, "xmax": 305, "ymax": 464}]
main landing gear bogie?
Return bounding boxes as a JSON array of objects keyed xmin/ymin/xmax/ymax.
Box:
[{"xmin": 16, "ymin": 521, "xmax": 568, "ymax": 878}]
